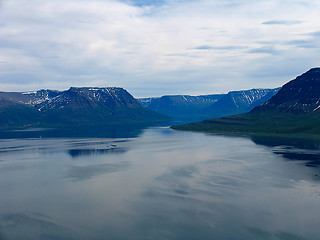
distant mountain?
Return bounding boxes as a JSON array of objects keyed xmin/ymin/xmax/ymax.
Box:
[
  {"xmin": 172, "ymin": 68, "xmax": 320, "ymax": 135},
  {"xmin": 139, "ymin": 88, "xmax": 278, "ymax": 122},
  {"xmin": 139, "ymin": 94, "xmax": 223, "ymax": 120},
  {"xmin": 0, "ymin": 87, "xmax": 169, "ymax": 129},
  {"xmin": 199, "ymin": 88, "xmax": 280, "ymax": 118}
]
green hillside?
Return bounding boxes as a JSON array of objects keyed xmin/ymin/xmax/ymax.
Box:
[
  {"xmin": 171, "ymin": 111, "xmax": 320, "ymax": 135},
  {"xmin": 0, "ymin": 99, "xmax": 42, "ymax": 129}
]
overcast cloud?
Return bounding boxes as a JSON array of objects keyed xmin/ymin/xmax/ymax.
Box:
[{"xmin": 0, "ymin": 0, "xmax": 319, "ymax": 97}]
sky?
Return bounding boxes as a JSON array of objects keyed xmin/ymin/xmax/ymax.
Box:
[{"xmin": 0, "ymin": 0, "xmax": 319, "ymax": 97}]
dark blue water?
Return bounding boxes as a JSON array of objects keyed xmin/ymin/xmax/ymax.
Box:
[{"xmin": 0, "ymin": 127, "xmax": 319, "ymax": 240}]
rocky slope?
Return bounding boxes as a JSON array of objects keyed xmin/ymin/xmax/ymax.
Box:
[{"xmin": 253, "ymin": 68, "xmax": 320, "ymax": 113}]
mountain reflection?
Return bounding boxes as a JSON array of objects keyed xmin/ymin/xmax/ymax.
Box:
[
  {"xmin": 0, "ymin": 123, "xmax": 154, "ymax": 139},
  {"xmin": 250, "ymin": 135, "xmax": 320, "ymax": 167},
  {"xmin": 68, "ymin": 147, "xmax": 126, "ymax": 158}
]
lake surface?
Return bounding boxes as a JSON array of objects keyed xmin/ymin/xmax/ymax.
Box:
[{"xmin": 0, "ymin": 127, "xmax": 319, "ymax": 240}]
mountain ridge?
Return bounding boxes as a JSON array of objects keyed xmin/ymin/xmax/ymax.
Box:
[
  {"xmin": 139, "ymin": 94, "xmax": 224, "ymax": 121},
  {"xmin": 253, "ymin": 68, "xmax": 320, "ymax": 114},
  {"xmin": 0, "ymin": 87, "xmax": 169, "ymax": 129},
  {"xmin": 172, "ymin": 68, "xmax": 320, "ymax": 135},
  {"xmin": 139, "ymin": 88, "xmax": 279, "ymax": 121},
  {"xmin": 199, "ymin": 88, "xmax": 280, "ymax": 118}
]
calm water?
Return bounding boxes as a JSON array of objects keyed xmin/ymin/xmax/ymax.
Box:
[{"xmin": 0, "ymin": 127, "xmax": 319, "ymax": 240}]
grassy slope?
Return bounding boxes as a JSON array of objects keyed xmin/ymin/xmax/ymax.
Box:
[
  {"xmin": 171, "ymin": 111, "xmax": 320, "ymax": 135},
  {"xmin": 0, "ymin": 99, "xmax": 42, "ymax": 129},
  {"xmin": 38, "ymin": 105, "xmax": 170, "ymax": 128},
  {"xmin": 0, "ymin": 100, "xmax": 170, "ymax": 129}
]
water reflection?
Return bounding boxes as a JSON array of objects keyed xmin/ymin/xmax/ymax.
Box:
[
  {"xmin": 0, "ymin": 128, "xmax": 320, "ymax": 240},
  {"xmin": 68, "ymin": 147, "xmax": 126, "ymax": 158},
  {"xmin": 1, "ymin": 213, "xmax": 73, "ymax": 240},
  {"xmin": 0, "ymin": 123, "xmax": 154, "ymax": 139},
  {"xmin": 0, "ymin": 138, "xmax": 130, "ymax": 158},
  {"xmin": 250, "ymin": 135, "xmax": 320, "ymax": 149},
  {"xmin": 67, "ymin": 162, "xmax": 130, "ymax": 181},
  {"xmin": 251, "ymin": 135, "xmax": 320, "ymax": 167},
  {"xmin": 246, "ymin": 227, "xmax": 304, "ymax": 240}
]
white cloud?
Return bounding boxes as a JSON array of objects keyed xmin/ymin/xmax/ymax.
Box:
[{"xmin": 0, "ymin": 0, "xmax": 319, "ymax": 96}]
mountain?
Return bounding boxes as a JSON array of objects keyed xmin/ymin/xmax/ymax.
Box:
[
  {"xmin": 0, "ymin": 89, "xmax": 61, "ymax": 105},
  {"xmin": 0, "ymin": 98, "xmax": 42, "ymax": 128},
  {"xmin": 172, "ymin": 68, "xmax": 320, "ymax": 135},
  {"xmin": 253, "ymin": 68, "xmax": 320, "ymax": 113},
  {"xmin": 199, "ymin": 88, "xmax": 279, "ymax": 118},
  {"xmin": 139, "ymin": 94, "xmax": 224, "ymax": 120},
  {"xmin": 0, "ymin": 87, "xmax": 169, "ymax": 129},
  {"xmin": 139, "ymin": 88, "xmax": 278, "ymax": 122}
]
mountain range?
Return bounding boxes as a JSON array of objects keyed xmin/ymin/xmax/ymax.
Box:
[
  {"xmin": 1, "ymin": 85, "xmax": 280, "ymax": 130},
  {"xmin": 139, "ymin": 94, "xmax": 223, "ymax": 121},
  {"xmin": 0, "ymin": 87, "xmax": 168, "ymax": 129},
  {"xmin": 2, "ymin": 68, "xmax": 318, "ymax": 133},
  {"xmin": 172, "ymin": 68, "xmax": 320, "ymax": 135},
  {"xmin": 139, "ymin": 88, "xmax": 279, "ymax": 122}
]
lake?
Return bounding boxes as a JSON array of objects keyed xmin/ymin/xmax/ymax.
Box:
[{"xmin": 0, "ymin": 126, "xmax": 319, "ymax": 240}]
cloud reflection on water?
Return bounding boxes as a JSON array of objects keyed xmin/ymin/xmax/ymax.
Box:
[{"xmin": 67, "ymin": 162, "xmax": 130, "ymax": 181}]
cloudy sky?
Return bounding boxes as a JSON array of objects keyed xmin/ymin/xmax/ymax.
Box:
[{"xmin": 0, "ymin": 0, "xmax": 319, "ymax": 97}]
